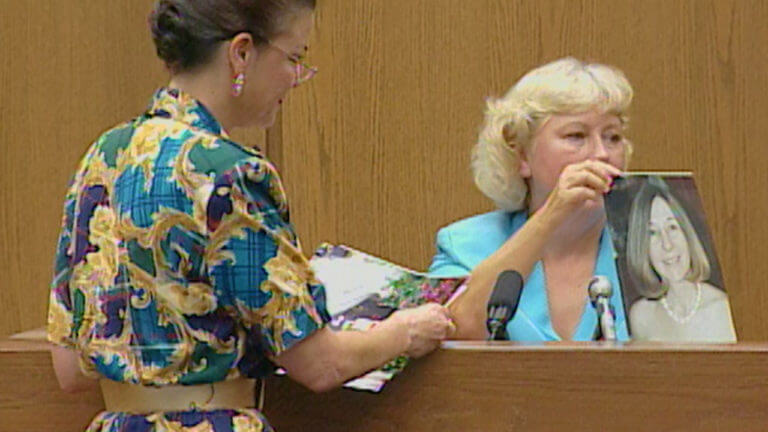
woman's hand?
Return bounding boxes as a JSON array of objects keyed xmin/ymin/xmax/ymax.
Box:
[
  {"xmin": 389, "ymin": 303, "xmax": 454, "ymax": 358},
  {"xmin": 275, "ymin": 303, "xmax": 454, "ymax": 392},
  {"xmin": 538, "ymin": 160, "xmax": 622, "ymax": 226}
]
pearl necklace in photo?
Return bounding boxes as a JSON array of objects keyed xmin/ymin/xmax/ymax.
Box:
[{"xmin": 660, "ymin": 282, "xmax": 702, "ymax": 324}]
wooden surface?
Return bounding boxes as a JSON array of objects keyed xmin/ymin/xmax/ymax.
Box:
[
  {"xmin": 265, "ymin": 341, "xmax": 768, "ymax": 431},
  {"xmin": 0, "ymin": 1, "xmax": 265, "ymax": 337},
  {"xmin": 3, "ymin": 337, "xmax": 766, "ymax": 431},
  {"xmin": 0, "ymin": 344, "xmax": 104, "ymax": 431}
]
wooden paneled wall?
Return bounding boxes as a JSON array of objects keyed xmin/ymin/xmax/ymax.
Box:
[
  {"xmin": 1, "ymin": 0, "xmax": 767, "ymax": 341},
  {"xmin": 0, "ymin": 1, "xmax": 265, "ymax": 337}
]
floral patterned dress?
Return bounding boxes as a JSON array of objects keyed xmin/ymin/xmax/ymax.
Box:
[{"xmin": 47, "ymin": 87, "xmax": 330, "ymax": 431}]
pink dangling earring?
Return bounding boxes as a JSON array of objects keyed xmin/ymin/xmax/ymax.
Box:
[{"xmin": 232, "ymin": 73, "xmax": 245, "ymax": 97}]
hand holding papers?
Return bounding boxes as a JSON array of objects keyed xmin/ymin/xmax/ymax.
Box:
[{"xmin": 310, "ymin": 244, "xmax": 466, "ymax": 391}]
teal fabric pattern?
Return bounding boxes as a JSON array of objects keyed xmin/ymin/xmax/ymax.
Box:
[{"xmin": 47, "ymin": 88, "xmax": 329, "ymax": 431}]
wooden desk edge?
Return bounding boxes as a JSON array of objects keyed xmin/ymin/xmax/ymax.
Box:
[
  {"xmin": 441, "ymin": 340, "xmax": 768, "ymax": 352},
  {"xmin": 4, "ymin": 328, "xmax": 768, "ymax": 354}
]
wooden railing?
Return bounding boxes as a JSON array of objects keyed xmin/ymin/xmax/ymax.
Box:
[{"xmin": 2, "ymin": 332, "xmax": 767, "ymax": 431}]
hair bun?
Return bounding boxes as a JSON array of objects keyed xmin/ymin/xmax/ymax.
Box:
[
  {"xmin": 150, "ymin": 0, "xmax": 194, "ymax": 70},
  {"xmin": 148, "ymin": 0, "xmax": 316, "ymax": 73}
]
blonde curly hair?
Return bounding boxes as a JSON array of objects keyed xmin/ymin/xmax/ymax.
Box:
[{"xmin": 472, "ymin": 57, "xmax": 634, "ymax": 211}]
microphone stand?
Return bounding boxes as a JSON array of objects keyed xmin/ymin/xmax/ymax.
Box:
[{"xmin": 588, "ymin": 276, "xmax": 617, "ymax": 342}]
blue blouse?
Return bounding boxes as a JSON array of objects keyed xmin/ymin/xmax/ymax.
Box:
[{"xmin": 429, "ymin": 210, "xmax": 629, "ymax": 341}]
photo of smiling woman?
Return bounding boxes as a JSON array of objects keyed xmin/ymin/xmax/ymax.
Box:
[{"xmin": 622, "ymin": 176, "xmax": 736, "ymax": 342}]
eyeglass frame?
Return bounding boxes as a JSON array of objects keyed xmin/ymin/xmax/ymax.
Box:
[{"xmin": 266, "ymin": 41, "xmax": 318, "ymax": 87}]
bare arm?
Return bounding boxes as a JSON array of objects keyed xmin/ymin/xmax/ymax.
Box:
[
  {"xmin": 50, "ymin": 345, "xmax": 98, "ymax": 393},
  {"xmin": 449, "ymin": 211, "xmax": 556, "ymax": 339},
  {"xmin": 274, "ymin": 303, "xmax": 452, "ymax": 393}
]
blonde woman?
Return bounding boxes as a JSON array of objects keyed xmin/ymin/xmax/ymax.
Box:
[
  {"xmin": 430, "ymin": 57, "xmax": 632, "ymax": 341},
  {"xmin": 626, "ymin": 177, "xmax": 736, "ymax": 342}
]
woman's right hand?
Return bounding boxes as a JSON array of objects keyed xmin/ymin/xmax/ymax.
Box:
[
  {"xmin": 538, "ymin": 160, "xmax": 622, "ymax": 226},
  {"xmin": 389, "ymin": 303, "xmax": 454, "ymax": 358},
  {"xmin": 275, "ymin": 302, "xmax": 453, "ymax": 392}
]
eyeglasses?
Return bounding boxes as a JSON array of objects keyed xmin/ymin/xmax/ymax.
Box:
[{"xmin": 267, "ymin": 41, "xmax": 318, "ymax": 87}]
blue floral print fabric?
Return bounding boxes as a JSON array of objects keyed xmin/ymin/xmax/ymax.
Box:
[{"xmin": 47, "ymin": 87, "xmax": 330, "ymax": 431}]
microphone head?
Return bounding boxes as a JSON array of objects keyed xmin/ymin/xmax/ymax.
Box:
[
  {"xmin": 487, "ymin": 270, "xmax": 525, "ymax": 321},
  {"xmin": 587, "ymin": 276, "xmax": 612, "ymax": 302}
]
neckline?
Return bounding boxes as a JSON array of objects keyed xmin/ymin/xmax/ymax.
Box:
[
  {"xmin": 146, "ymin": 87, "xmax": 228, "ymax": 137},
  {"xmin": 660, "ymin": 282, "xmax": 702, "ymax": 324},
  {"xmin": 511, "ymin": 212, "xmax": 619, "ymax": 341},
  {"xmin": 144, "ymin": 87, "xmax": 264, "ymax": 157}
]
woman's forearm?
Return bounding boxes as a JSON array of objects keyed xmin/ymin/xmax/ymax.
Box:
[
  {"xmin": 276, "ymin": 303, "xmax": 451, "ymax": 392},
  {"xmin": 450, "ymin": 211, "xmax": 555, "ymax": 339},
  {"xmin": 333, "ymin": 316, "xmax": 411, "ymax": 380},
  {"xmin": 275, "ymin": 316, "xmax": 409, "ymax": 392}
]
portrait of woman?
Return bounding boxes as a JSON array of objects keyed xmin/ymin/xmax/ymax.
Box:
[{"xmin": 624, "ymin": 176, "xmax": 736, "ymax": 342}]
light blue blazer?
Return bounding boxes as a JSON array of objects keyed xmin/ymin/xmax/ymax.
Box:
[{"xmin": 429, "ymin": 210, "xmax": 629, "ymax": 341}]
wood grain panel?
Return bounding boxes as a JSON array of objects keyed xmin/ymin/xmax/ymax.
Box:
[
  {"xmin": 278, "ymin": 0, "xmax": 768, "ymax": 339},
  {"xmin": 0, "ymin": 345, "xmax": 104, "ymax": 431},
  {"xmin": 3, "ymin": 338, "xmax": 768, "ymax": 431},
  {"xmin": 0, "ymin": 0, "xmax": 164, "ymax": 337},
  {"xmin": 0, "ymin": 1, "xmax": 266, "ymax": 336},
  {"xmin": 266, "ymin": 341, "xmax": 768, "ymax": 431}
]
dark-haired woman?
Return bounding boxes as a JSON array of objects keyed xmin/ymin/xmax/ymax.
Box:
[{"xmin": 47, "ymin": 1, "xmax": 453, "ymax": 430}]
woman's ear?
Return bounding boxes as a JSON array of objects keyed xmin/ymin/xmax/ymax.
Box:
[
  {"xmin": 518, "ymin": 147, "xmax": 531, "ymax": 178},
  {"xmin": 504, "ymin": 124, "xmax": 531, "ymax": 178},
  {"xmin": 227, "ymin": 32, "xmax": 256, "ymax": 73}
]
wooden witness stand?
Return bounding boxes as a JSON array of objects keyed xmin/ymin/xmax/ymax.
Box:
[{"xmin": 2, "ymin": 331, "xmax": 767, "ymax": 431}]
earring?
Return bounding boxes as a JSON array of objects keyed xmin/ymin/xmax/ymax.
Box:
[{"xmin": 232, "ymin": 73, "xmax": 245, "ymax": 97}]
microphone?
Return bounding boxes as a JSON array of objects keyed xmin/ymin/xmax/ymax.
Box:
[
  {"xmin": 587, "ymin": 276, "xmax": 617, "ymax": 341},
  {"xmin": 486, "ymin": 270, "xmax": 524, "ymax": 341}
]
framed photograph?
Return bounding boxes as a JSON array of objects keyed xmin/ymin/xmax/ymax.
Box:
[{"xmin": 605, "ymin": 173, "xmax": 736, "ymax": 342}]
